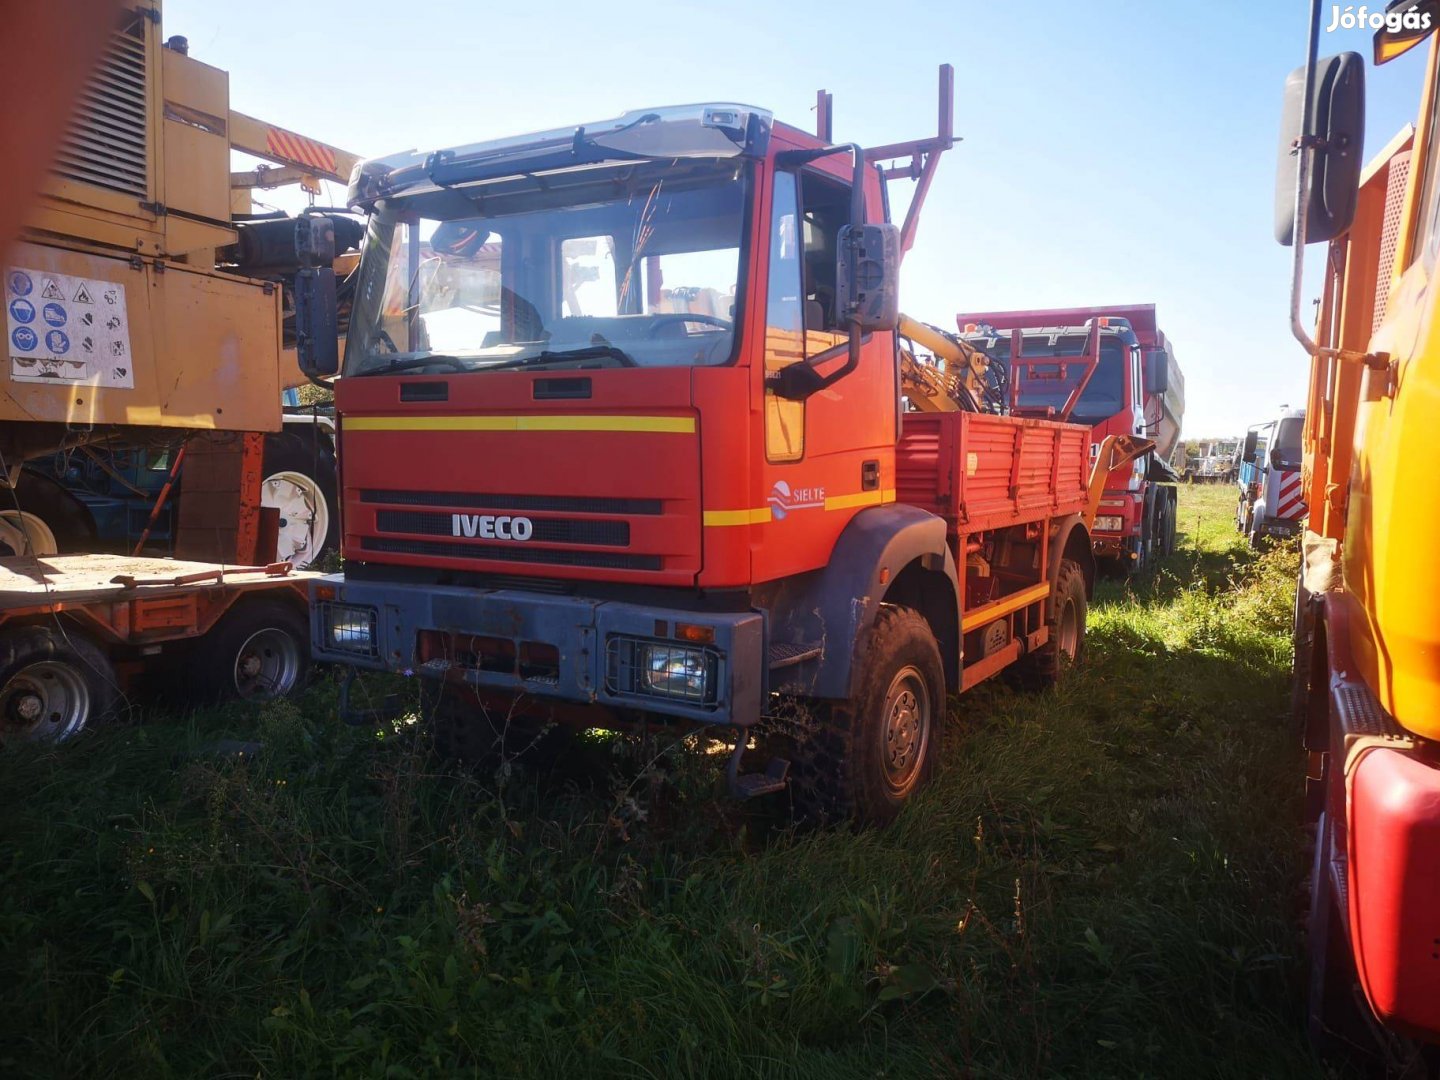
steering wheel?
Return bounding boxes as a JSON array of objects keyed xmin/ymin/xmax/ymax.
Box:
[{"xmin": 644, "ymin": 313, "xmax": 733, "ymax": 337}]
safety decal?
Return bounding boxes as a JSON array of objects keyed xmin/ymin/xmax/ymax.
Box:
[{"xmin": 5, "ymin": 266, "xmax": 132, "ymax": 387}]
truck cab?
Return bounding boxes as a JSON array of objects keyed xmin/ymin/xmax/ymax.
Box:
[{"xmin": 1235, "ymin": 407, "xmax": 1305, "ymax": 545}]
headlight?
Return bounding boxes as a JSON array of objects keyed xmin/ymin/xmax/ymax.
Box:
[
  {"xmin": 606, "ymin": 636, "xmax": 719, "ymax": 706},
  {"xmin": 642, "ymin": 644, "xmax": 714, "ymax": 701},
  {"xmin": 321, "ymin": 602, "xmax": 378, "ymax": 656},
  {"xmin": 1094, "ymin": 515, "xmax": 1125, "ymax": 533}
]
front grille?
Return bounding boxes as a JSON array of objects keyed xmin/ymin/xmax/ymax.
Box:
[
  {"xmin": 360, "ymin": 536, "xmax": 661, "ymax": 571},
  {"xmin": 56, "ymin": 15, "xmax": 149, "ymax": 198},
  {"xmin": 360, "ymin": 490, "xmax": 663, "ymax": 516},
  {"xmin": 375, "ymin": 509, "xmax": 629, "ymax": 547}
]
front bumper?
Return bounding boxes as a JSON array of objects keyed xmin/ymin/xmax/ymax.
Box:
[
  {"xmin": 1258, "ymin": 519, "xmax": 1299, "ymax": 539},
  {"xmin": 310, "ymin": 575, "xmax": 764, "ymax": 725}
]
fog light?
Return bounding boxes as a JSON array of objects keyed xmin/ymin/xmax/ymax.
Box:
[
  {"xmin": 321, "ymin": 602, "xmax": 377, "ymax": 656},
  {"xmin": 606, "ymin": 636, "xmax": 719, "ymax": 706},
  {"xmin": 642, "ymin": 644, "xmax": 713, "ymax": 700}
]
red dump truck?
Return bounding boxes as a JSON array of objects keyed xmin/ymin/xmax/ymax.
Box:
[
  {"xmin": 957, "ymin": 306, "xmax": 1184, "ymax": 571},
  {"xmin": 291, "ymin": 71, "xmax": 1147, "ymax": 824}
]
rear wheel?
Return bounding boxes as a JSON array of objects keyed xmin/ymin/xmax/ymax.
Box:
[
  {"xmin": 0, "ymin": 511, "xmax": 57, "ymax": 556},
  {"xmin": 0, "ymin": 626, "xmax": 117, "ymax": 744},
  {"xmin": 1011, "ymin": 558, "xmax": 1087, "ymax": 691},
  {"xmin": 782, "ymin": 605, "xmax": 945, "ymax": 827},
  {"xmin": 11, "ymin": 469, "xmax": 97, "ymax": 553},
  {"xmin": 186, "ymin": 598, "xmax": 310, "ymax": 703},
  {"xmin": 262, "ymin": 432, "xmax": 337, "ymax": 569}
]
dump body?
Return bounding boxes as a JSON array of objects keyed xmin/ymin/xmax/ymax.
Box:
[{"xmin": 957, "ymin": 305, "xmax": 1183, "ymax": 568}]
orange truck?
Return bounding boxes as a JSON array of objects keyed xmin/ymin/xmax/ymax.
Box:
[
  {"xmin": 1277, "ymin": 0, "xmax": 1440, "ymax": 1060},
  {"xmin": 294, "ymin": 71, "xmax": 1145, "ymax": 824}
]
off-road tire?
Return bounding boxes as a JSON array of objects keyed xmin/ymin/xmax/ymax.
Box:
[
  {"xmin": 423, "ymin": 680, "xmax": 574, "ymax": 771},
  {"xmin": 185, "ymin": 597, "xmax": 311, "ymax": 703},
  {"xmin": 781, "ymin": 605, "xmax": 945, "ymax": 827},
  {"xmin": 14, "ymin": 469, "xmax": 98, "ymax": 553},
  {"xmin": 1011, "ymin": 558, "xmax": 1087, "ymax": 691},
  {"xmin": 0, "ymin": 625, "xmax": 118, "ymax": 744},
  {"xmin": 262, "ymin": 431, "xmax": 338, "ymax": 569}
]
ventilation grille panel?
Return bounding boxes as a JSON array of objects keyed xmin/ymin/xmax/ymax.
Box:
[
  {"xmin": 1373, "ymin": 150, "xmax": 1411, "ymax": 335},
  {"xmin": 54, "ymin": 15, "xmax": 149, "ymax": 199}
]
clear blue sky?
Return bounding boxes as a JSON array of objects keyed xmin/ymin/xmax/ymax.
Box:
[{"xmin": 167, "ymin": 0, "xmax": 1428, "ymax": 436}]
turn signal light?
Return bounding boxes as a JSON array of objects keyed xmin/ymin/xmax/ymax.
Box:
[{"xmin": 674, "ymin": 622, "xmax": 715, "ymax": 644}]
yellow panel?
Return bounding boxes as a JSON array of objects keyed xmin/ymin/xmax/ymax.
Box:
[
  {"xmin": 160, "ymin": 49, "xmax": 233, "ymax": 253},
  {"xmin": 0, "ymin": 240, "xmax": 281, "ymax": 432}
]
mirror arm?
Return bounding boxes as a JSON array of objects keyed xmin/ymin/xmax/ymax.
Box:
[{"xmin": 1288, "ymin": 0, "xmax": 1326, "ymax": 355}]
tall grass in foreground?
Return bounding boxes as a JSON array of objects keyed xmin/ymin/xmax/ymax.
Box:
[{"xmin": 0, "ymin": 486, "xmax": 1326, "ymax": 1078}]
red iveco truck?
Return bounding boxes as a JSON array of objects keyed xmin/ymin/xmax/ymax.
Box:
[
  {"xmin": 292, "ymin": 72, "xmax": 1142, "ymax": 824},
  {"xmin": 958, "ymin": 307, "xmax": 1184, "ymax": 571}
]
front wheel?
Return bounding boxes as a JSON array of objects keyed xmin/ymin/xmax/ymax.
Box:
[{"xmin": 783, "ymin": 605, "xmax": 945, "ymax": 827}]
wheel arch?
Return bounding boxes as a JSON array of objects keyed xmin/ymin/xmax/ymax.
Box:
[
  {"xmin": 1049, "ymin": 514, "xmax": 1096, "ymax": 599},
  {"xmin": 763, "ymin": 504, "xmax": 960, "ymax": 701}
]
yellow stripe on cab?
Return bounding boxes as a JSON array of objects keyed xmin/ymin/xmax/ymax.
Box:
[{"xmin": 345, "ymin": 415, "xmax": 696, "ymax": 434}]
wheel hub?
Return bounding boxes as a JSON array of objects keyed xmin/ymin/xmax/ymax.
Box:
[
  {"xmin": 879, "ymin": 666, "xmax": 931, "ymax": 795},
  {"xmin": 262, "ymin": 470, "xmax": 329, "ymax": 569},
  {"xmin": 0, "ymin": 661, "xmax": 91, "ymax": 743},
  {"xmin": 887, "ymin": 690, "xmax": 920, "ymax": 770}
]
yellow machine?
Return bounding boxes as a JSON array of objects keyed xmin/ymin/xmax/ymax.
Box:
[
  {"xmin": 1278, "ymin": 1, "xmax": 1440, "ymax": 1055},
  {"xmin": 896, "ymin": 314, "xmax": 1000, "ymax": 412},
  {"xmin": 1, "ymin": 2, "xmax": 357, "ymax": 467}
]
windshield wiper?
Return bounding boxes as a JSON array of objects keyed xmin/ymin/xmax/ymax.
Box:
[
  {"xmin": 356, "ymin": 354, "xmax": 473, "ymax": 377},
  {"xmin": 480, "ymin": 345, "xmax": 636, "ymax": 372}
]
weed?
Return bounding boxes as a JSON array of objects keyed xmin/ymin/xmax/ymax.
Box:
[{"xmin": 0, "ymin": 485, "xmax": 1326, "ymax": 1077}]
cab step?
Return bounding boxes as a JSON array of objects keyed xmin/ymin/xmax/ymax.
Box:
[
  {"xmin": 730, "ymin": 757, "xmax": 791, "ymax": 799},
  {"xmin": 769, "ymin": 641, "xmax": 822, "ymax": 670}
]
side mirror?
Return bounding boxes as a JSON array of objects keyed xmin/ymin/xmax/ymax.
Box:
[
  {"xmin": 836, "ymin": 223, "xmax": 900, "ymax": 332},
  {"xmin": 1145, "ymin": 349, "xmax": 1169, "ymax": 394},
  {"xmin": 1275, "ymin": 52, "xmax": 1366, "ymax": 246},
  {"xmin": 1241, "ymin": 430, "xmax": 1259, "ymax": 464},
  {"xmin": 295, "ymin": 267, "xmax": 339, "ymax": 379}
]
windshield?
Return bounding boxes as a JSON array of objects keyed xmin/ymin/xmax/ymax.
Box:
[
  {"xmin": 988, "ymin": 336, "xmax": 1129, "ymax": 423},
  {"xmin": 343, "ymin": 160, "xmax": 749, "ymax": 376},
  {"xmin": 1272, "ymin": 416, "xmax": 1304, "ymax": 468}
]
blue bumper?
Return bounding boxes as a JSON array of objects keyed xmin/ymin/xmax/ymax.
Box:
[{"xmin": 309, "ymin": 575, "xmax": 764, "ymax": 725}]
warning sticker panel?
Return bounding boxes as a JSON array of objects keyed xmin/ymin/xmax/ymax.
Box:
[{"xmin": 5, "ymin": 267, "xmax": 133, "ymax": 388}]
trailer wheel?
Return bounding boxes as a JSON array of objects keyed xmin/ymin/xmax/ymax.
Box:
[
  {"xmin": 783, "ymin": 605, "xmax": 945, "ymax": 827},
  {"xmin": 0, "ymin": 626, "xmax": 117, "ymax": 745},
  {"xmin": 1011, "ymin": 558, "xmax": 1087, "ymax": 691},
  {"xmin": 262, "ymin": 432, "xmax": 338, "ymax": 570},
  {"xmin": 187, "ymin": 598, "xmax": 310, "ymax": 703}
]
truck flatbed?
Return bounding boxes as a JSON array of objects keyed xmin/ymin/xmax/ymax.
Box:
[{"xmin": 0, "ymin": 555, "xmax": 308, "ymax": 611}]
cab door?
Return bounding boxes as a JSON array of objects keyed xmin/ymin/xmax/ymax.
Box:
[{"xmin": 749, "ymin": 147, "xmax": 898, "ymax": 584}]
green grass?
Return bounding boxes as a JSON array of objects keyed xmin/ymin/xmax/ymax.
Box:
[{"xmin": 0, "ymin": 485, "xmax": 1325, "ymax": 1078}]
